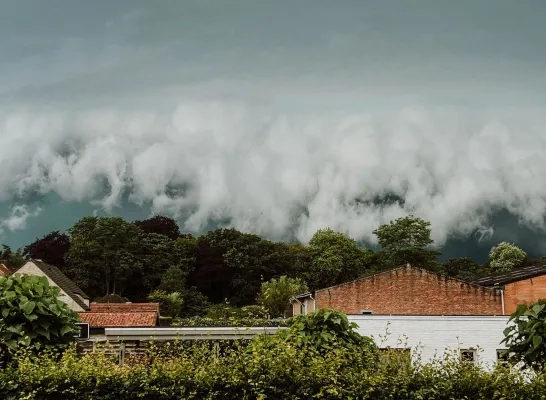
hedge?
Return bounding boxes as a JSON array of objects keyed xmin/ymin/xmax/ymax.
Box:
[{"xmin": 1, "ymin": 338, "xmax": 546, "ymax": 400}]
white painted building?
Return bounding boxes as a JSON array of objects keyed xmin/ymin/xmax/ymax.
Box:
[{"xmin": 348, "ymin": 315, "xmax": 511, "ymax": 369}]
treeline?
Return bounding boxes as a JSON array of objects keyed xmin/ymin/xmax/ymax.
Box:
[{"xmin": 0, "ymin": 215, "xmax": 536, "ymax": 317}]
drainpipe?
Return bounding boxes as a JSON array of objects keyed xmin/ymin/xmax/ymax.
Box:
[{"xmin": 495, "ymin": 284, "xmax": 505, "ymax": 315}]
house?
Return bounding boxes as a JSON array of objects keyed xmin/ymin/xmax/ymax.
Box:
[
  {"xmin": 14, "ymin": 259, "xmax": 90, "ymax": 312},
  {"xmin": 291, "ymin": 264, "xmax": 504, "ymax": 316},
  {"xmin": 78, "ymin": 302, "xmax": 160, "ymax": 329},
  {"xmin": 474, "ymin": 264, "xmax": 546, "ymax": 314},
  {"xmin": 0, "ymin": 262, "xmax": 11, "ymax": 276}
]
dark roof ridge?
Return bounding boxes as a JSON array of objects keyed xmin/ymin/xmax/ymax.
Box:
[
  {"xmin": 474, "ymin": 264, "xmax": 546, "ymax": 286},
  {"xmin": 27, "ymin": 259, "xmax": 90, "ymax": 311}
]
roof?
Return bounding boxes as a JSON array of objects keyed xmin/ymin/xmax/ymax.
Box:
[
  {"xmin": 78, "ymin": 312, "xmax": 158, "ymax": 327},
  {"xmin": 0, "ymin": 263, "xmax": 11, "ymax": 276},
  {"xmin": 27, "ymin": 259, "xmax": 90, "ymax": 311},
  {"xmin": 474, "ymin": 265, "xmax": 546, "ymax": 286},
  {"xmin": 291, "ymin": 292, "xmax": 313, "ymax": 301},
  {"xmin": 90, "ymin": 303, "xmax": 160, "ymax": 313}
]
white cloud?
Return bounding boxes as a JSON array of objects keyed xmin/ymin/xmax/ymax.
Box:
[
  {"xmin": 0, "ymin": 205, "xmax": 42, "ymax": 238},
  {"xmin": 1, "ymin": 103, "xmax": 546, "ymax": 246}
]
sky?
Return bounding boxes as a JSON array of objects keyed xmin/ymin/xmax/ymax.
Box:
[{"xmin": 1, "ymin": 1, "xmax": 546, "ymax": 261}]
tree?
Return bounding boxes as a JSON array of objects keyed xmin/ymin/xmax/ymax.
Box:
[
  {"xmin": 157, "ymin": 266, "xmax": 186, "ymax": 293},
  {"xmin": 0, "ymin": 274, "xmax": 79, "ymax": 361},
  {"xmin": 66, "ymin": 217, "xmax": 143, "ymax": 298},
  {"xmin": 180, "ymin": 287, "xmax": 209, "ymax": 317},
  {"xmin": 147, "ymin": 290, "xmax": 183, "ymax": 318},
  {"xmin": 307, "ymin": 228, "xmax": 372, "ymax": 289},
  {"xmin": 134, "ymin": 216, "xmax": 180, "ymax": 240},
  {"xmin": 258, "ymin": 276, "xmax": 308, "ymax": 318},
  {"xmin": 489, "ymin": 242, "xmax": 526, "ymax": 272},
  {"xmin": 442, "ymin": 257, "xmax": 482, "ymax": 281},
  {"xmin": 286, "ymin": 309, "xmax": 376, "ymax": 354},
  {"xmin": 0, "ymin": 245, "xmax": 27, "ymax": 270},
  {"xmin": 372, "ymin": 216, "xmax": 440, "ymax": 269},
  {"xmin": 23, "ymin": 231, "xmax": 70, "ymax": 269},
  {"xmin": 502, "ymin": 299, "xmax": 546, "ymax": 370}
]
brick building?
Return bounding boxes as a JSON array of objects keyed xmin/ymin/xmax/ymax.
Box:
[
  {"xmin": 291, "ymin": 264, "xmax": 546, "ymax": 316},
  {"xmin": 474, "ymin": 265, "xmax": 546, "ymax": 314}
]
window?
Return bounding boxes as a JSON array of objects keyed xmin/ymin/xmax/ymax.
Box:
[
  {"xmin": 360, "ymin": 310, "xmax": 373, "ymax": 315},
  {"xmin": 460, "ymin": 349, "xmax": 476, "ymax": 364},
  {"xmin": 497, "ymin": 349, "xmax": 509, "ymax": 364}
]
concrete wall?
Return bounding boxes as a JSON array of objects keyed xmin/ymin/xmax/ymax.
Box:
[
  {"xmin": 348, "ymin": 315, "xmax": 510, "ymax": 369},
  {"xmin": 16, "ymin": 261, "xmax": 86, "ymax": 312},
  {"xmin": 504, "ymin": 275, "xmax": 546, "ymax": 314},
  {"xmin": 316, "ymin": 266, "xmax": 502, "ymax": 315}
]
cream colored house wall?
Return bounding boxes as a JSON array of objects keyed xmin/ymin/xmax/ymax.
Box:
[
  {"xmin": 16, "ymin": 262, "xmax": 86, "ymax": 312},
  {"xmin": 291, "ymin": 297, "xmax": 315, "ymax": 316}
]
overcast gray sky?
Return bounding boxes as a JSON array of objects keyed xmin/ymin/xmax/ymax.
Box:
[{"xmin": 1, "ymin": 1, "xmax": 546, "ymax": 254}]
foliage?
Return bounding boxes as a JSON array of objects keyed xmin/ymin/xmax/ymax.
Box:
[
  {"xmin": 373, "ymin": 215, "xmax": 441, "ymax": 268},
  {"xmin": 0, "ymin": 245, "xmax": 27, "ymax": 270},
  {"xmin": 502, "ymin": 299, "xmax": 546, "ymax": 369},
  {"xmin": 147, "ymin": 290, "xmax": 183, "ymax": 318},
  {"xmin": 258, "ymin": 275, "xmax": 308, "ymax": 317},
  {"xmin": 4, "ymin": 337, "xmax": 546, "ymax": 399},
  {"xmin": 0, "ymin": 274, "xmax": 79, "ymax": 362},
  {"xmin": 157, "ymin": 265, "xmax": 187, "ymax": 294},
  {"xmin": 489, "ymin": 242, "xmax": 527, "ymax": 272},
  {"xmin": 286, "ymin": 309, "xmax": 375, "ymax": 354},
  {"xmin": 23, "ymin": 231, "xmax": 70, "ymax": 269},
  {"xmin": 442, "ymin": 257, "xmax": 485, "ymax": 281},
  {"xmin": 134, "ymin": 215, "xmax": 181, "ymax": 240},
  {"xmin": 180, "ymin": 286, "xmax": 209, "ymax": 317},
  {"xmin": 67, "ymin": 216, "xmax": 144, "ymax": 298},
  {"xmin": 308, "ymin": 228, "xmax": 372, "ymax": 289},
  {"xmin": 205, "ymin": 303, "xmax": 270, "ymax": 320}
]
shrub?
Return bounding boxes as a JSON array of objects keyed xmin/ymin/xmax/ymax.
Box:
[
  {"xmin": 148, "ymin": 290, "xmax": 183, "ymax": 318},
  {"xmin": 502, "ymin": 299, "xmax": 546, "ymax": 369},
  {"xmin": 257, "ymin": 275, "xmax": 308, "ymax": 318},
  {"xmin": 0, "ymin": 274, "xmax": 79, "ymax": 363}
]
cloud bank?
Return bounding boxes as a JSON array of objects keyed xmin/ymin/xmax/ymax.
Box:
[{"xmin": 2, "ymin": 104, "xmax": 546, "ymax": 246}]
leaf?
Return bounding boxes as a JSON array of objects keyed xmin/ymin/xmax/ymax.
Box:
[
  {"xmin": 35, "ymin": 326, "xmax": 50, "ymax": 340},
  {"xmin": 1, "ymin": 308, "xmax": 9, "ymax": 319},
  {"xmin": 60, "ymin": 324, "xmax": 73, "ymax": 337},
  {"xmin": 22, "ymin": 301, "xmax": 36, "ymax": 315},
  {"xmin": 533, "ymin": 336, "xmax": 543, "ymax": 349}
]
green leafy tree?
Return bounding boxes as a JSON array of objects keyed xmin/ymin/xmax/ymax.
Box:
[
  {"xmin": 157, "ymin": 266, "xmax": 187, "ymax": 293},
  {"xmin": 258, "ymin": 276, "xmax": 308, "ymax": 318},
  {"xmin": 23, "ymin": 231, "xmax": 70, "ymax": 269},
  {"xmin": 442, "ymin": 257, "xmax": 483, "ymax": 281},
  {"xmin": 489, "ymin": 242, "xmax": 527, "ymax": 272},
  {"xmin": 180, "ymin": 287, "xmax": 210, "ymax": 317},
  {"xmin": 373, "ymin": 215, "xmax": 440, "ymax": 269},
  {"xmin": 502, "ymin": 299, "xmax": 546, "ymax": 370},
  {"xmin": 66, "ymin": 217, "xmax": 143, "ymax": 297},
  {"xmin": 0, "ymin": 245, "xmax": 27, "ymax": 270},
  {"xmin": 147, "ymin": 290, "xmax": 183, "ymax": 318},
  {"xmin": 308, "ymin": 228, "xmax": 372, "ymax": 289},
  {"xmin": 0, "ymin": 274, "xmax": 79, "ymax": 360}
]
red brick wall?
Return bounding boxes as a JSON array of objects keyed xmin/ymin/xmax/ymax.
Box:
[
  {"xmin": 315, "ymin": 266, "xmax": 502, "ymax": 315},
  {"xmin": 504, "ymin": 275, "xmax": 546, "ymax": 314}
]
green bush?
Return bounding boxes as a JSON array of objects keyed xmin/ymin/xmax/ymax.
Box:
[
  {"xmin": 0, "ymin": 274, "xmax": 79, "ymax": 364},
  {"xmin": 2, "ymin": 340, "xmax": 546, "ymax": 399}
]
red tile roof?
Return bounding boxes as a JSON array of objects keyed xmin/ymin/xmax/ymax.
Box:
[
  {"xmin": 78, "ymin": 312, "xmax": 158, "ymax": 327},
  {"xmin": 0, "ymin": 263, "xmax": 11, "ymax": 276},
  {"xmin": 89, "ymin": 303, "xmax": 160, "ymax": 313}
]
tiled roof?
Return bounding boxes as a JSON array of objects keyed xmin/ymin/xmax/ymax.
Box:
[
  {"xmin": 0, "ymin": 263, "xmax": 11, "ymax": 276},
  {"xmin": 78, "ymin": 312, "xmax": 158, "ymax": 327},
  {"xmin": 29, "ymin": 259, "xmax": 90, "ymax": 311},
  {"xmin": 474, "ymin": 265, "xmax": 546, "ymax": 286},
  {"xmin": 90, "ymin": 303, "xmax": 160, "ymax": 313}
]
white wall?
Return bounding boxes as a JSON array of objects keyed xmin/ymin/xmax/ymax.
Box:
[
  {"xmin": 16, "ymin": 262, "xmax": 86, "ymax": 312},
  {"xmin": 348, "ymin": 315, "xmax": 511, "ymax": 369}
]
